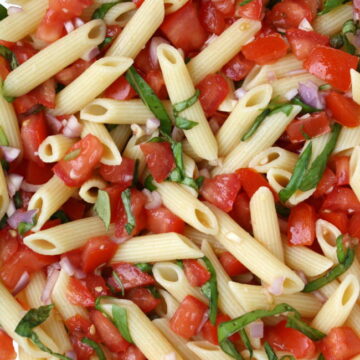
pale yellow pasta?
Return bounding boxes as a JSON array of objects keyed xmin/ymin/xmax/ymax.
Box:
[
  {"xmin": 0, "ymin": 165, "xmax": 9, "ymax": 219},
  {"xmin": 79, "ymin": 176, "xmax": 107, "ymax": 204},
  {"xmin": 181, "ymin": 154, "xmax": 198, "ymax": 196},
  {"xmin": 311, "ymin": 274, "xmax": 360, "ymax": 333},
  {"xmin": 164, "ymin": 0, "xmax": 189, "ymax": 13},
  {"xmin": 334, "ymin": 126, "xmax": 360, "ymax": 154},
  {"xmin": 0, "ymin": 97, "xmax": 22, "ymax": 151},
  {"xmin": 123, "ymin": 134, "xmax": 147, "ymax": 175},
  {"xmin": 213, "ymin": 105, "xmax": 301, "ymax": 175},
  {"xmin": 111, "ymin": 232, "xmax": 204, "ymax": 263},
  {"xmin": 24, "ymin": 217, "xmax": 113, "ymax": 255},
  {"xmin": 241, "ymin": 350, "xmax": 270, "ymax": 360},
  {"xmin": 218, "ymin": 78, "xmax": 237, "ymax": 113},
  {"xmin": 155, "ymin": 289, "xmax": 179, "ymax": 319},
  {"xmin": 351, "ymin": 69, "xmax": 360, "ymax": 105},
  {"xmin": 4, "ymin": 20, "xmax": 106, "ymax": 97},
  {"xmin": 106, "ymin": 0, "xmax": 164, "ymax": 57},
  {"xmin": 187, "ymin": 342, "xmax": 233, "ymax": 360},
  {"xmin": 81, "ymin": 120, "xmax": 122, "ymax": 165},
  {"xmin": 18, "ymin": 347, "xmax": 45, "ymax": 360},
  {"xmin": 305, "ymin": 132, "xmax": 332, "ymax": 163},
  {"xmin": 110, "ymin": 124, "xmax": 132, "ymax": 150},
  {"xmin": 104, "ymin": 2, "xmax": 136, "ymax": 26},
  {"xmin": 250, "ymin": 187, "xmax": 284, "ymax": 261},
  {"xmin": 208, "ymin": 203, "xmax": 304, "ymax": 294},
  {"xmin": 187, "ymin": 19, "xmax": 261, "ymax": 84},
  {"xmin": 313, "ymin": 4, "xmax": 353, "ymax": 36},
  {"xmin": 350, "ymin": 146, "xmax": 360, "ymax": 201},
  {"xmin": 38, "ymin": 135, "xmax": 76, "ymax": 163},
  {"xmin": 155, "ymin": 181, "xmax": 218, "ymax": 235},
  {"xmin": 0, "ymin": 0, "xmax": 48, "ymax": 41},
  {"xmin": 182, "ymin": 139, "xmax": 203, "ymax": 162},
  {"xmin": 158, "ymin": 44, "xmax": 218, "ymax": 161},
  {"xmin": 183, "ymin": 226, "xmax": 225, "ymax": 253},
  {"xmin": 216, "ymin": 84, "xmax": 272, "ymax": 157}
]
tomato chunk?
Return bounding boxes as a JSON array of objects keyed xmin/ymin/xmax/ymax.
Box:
[
  {"xmin": 349, "ymin": 213, "xmax": 360, "ymax": 239},
  {"xmin": 322, "ymin": 187, "xmax": 360, "ymax": 213},
  {"xmin": 0, "ymin": 330, "xmax": 16, "ymax": 360},
  {"xmin": 222, "ymin": 53, "xmax": 255, "ymax": 81},
  {"xmin": 319, "ymin": 211, "xmax": 348, "ymax": 234},
  {"xmin": 126, "ymin": 288, "xmax": 161, "ymax": 313},
  {"xmin": 331, "ymin": 156, "xmax": 350, "ymax": 186},
  {"xmin": 99, "ymin": 157, "xmax": 135, "ymax": 187},
  {"xmin": 85, "ymin": 274, "xmax": 109, "ymax": 298},
  {"xmin": 66, "ymin": 277, "xmax": 95, "ymax": 307},
  {"xmin": 235, "ymin": 0, "xmax": 263, "ymax": 20},
  {"xmin": 219, "ymin": 251, "xmax": 248, "ymax": 276},
  {"xmin": 199, "ymin": 0, "xmax": 226, "ymax": 35},
  {"xmin": 104, "ymin": 75, "xmax": 137, "ymax": 100},
  {"xmin": 313, "ymin": 167, "xmax": 337, "ymax": 198},
  {"xmin": 121, "ymin": 346, "xmax": 146, "ymax": 360},
  {"xmin": 229, "ymin": 191, "xmax": 252, "ymax": 232},
  {"xmin": 183, "ymin": 259, "xmax": 210, "ymax": 286},
  {"xmin": 56, "ymin": 59, "xmax": 94, "ymax": 86},
  {"xmin": 146, "ymin": 205, "xmax": 185, "ymax": 234}
]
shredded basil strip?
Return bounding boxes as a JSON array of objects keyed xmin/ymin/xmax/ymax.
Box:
[
  {"xmin": 63, "ymin": 149, "xmax": 81, "ymax": 161},
  {"xmin": 0, "ymin": 5, "xmax": 7, "ymax": 20},
  {"xmin": 126, "ymin": 66, "xmax": 172, "ymax": 135},
  {"xmin": 14, "ymin": 191, "xmax": 23, "ymax": 209},
  {"xmin": 112, "ymin": 305, "xmax": 134, "ymax": 343},
  {"xmin": 275, "ymin": 203, "xmax": 290, "ymax": 217},
  {"xmin": 279, "ymin": 142, "xmax": 312, "ymax": 203},
  {"xmin": 173, "ymin": 90, "xmax": 200, "ymax": 113},
  {"xmin": 148, "ymin": 285, "xmax": 160, "ymax": 298},
  {"xmin": 0, "ymin": 45, "xmax": 18, "ymax": 70},
  {"xmin": 94, "ymin": 190, "xmax": 111, "ymax": 231},
  {"xmin": 112, "ymin": 271, "xmax": 125, "ymax": 295},
  {"xmin": 285, "ymin": 316, "xmax": 326, "ymax": 340},
  {"xmin": 144, "ymin": 174, "xmax": 157, "ymax": 191},
  {"xmin": 242, "ymin": 109, "xmax": 271, "ymax": 141},
  {"xmin": 342, "ymin": 19, "xmax": 357, "ymax": 34},
  {"xmin": 15, "ymin": 305, "xmax": 71, "ymax": 360},
  {"xmin": 175, "ymin": 116, "xmax": 198, "ymax": 130},
  {"xmin": 336, "ymin": 235, "xmax": 346, "ymax": 263},
  {"xmin": 18, "ymin": 221, "xmax": 35, "ymax": 236},
  {"xmin": 171, "ymin": 141, "xmax": 185, "ymax": 173},
  {"xmin": 299, "ymin": 123, "xmax": 341, "ymax": 191},
  {"xmin": 92, "ymin": 1, "xmax": 121, "ymax": 19},
  {"xmin": 0, "ymin": 126, "xmax": 9, "ymax": 146},
  {"xmin": 50, "ymin": 210, "xmax": 70, "ymax": 223},
  {"xmin": 239, "ymin": 0, "xmax": 255, "ymax": 5},
  {"xmin": 264, "ymin": 342, "xmax": 278, "ymax": 360},
  {"xmin": 200, "ymin": 256, "xmax": 218, "ymax": 325},
  {"xmin": 0, "ymin": 214, "xmax": 7, "ymax": 229},
  {"xmin": 221, "ymin": 339, "xmax": 244, "ymax": 360},
  {"xmin": 291, "ymin": 97, "xmax": 320, "ymax": 113},
  {"xmin": 240, "ymin": 328, "xmax": 253, "ymax": 358},
  {"xmin": 318, "ymin": 354, "xmax": 325, "ymax": 360},
  {"xmin": 81, "ymin": 338, "xmax": 106, "ymax": 360},
  {"xmin": 135, "ymin": 263, "xmax": 153, "ymax": 273},
  {"xmin": 121, "ymin": 188, "xmax": 136, "ymax": 234},
  {"xmin": 176, "ymin": 259, "xmax": 184, "ymax": 269},
  {"xmin": 318, "ymin": 0, "xmax": 347, "ymax": 15}
]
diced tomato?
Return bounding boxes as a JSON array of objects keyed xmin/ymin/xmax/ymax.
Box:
[
  {"xmin": 134, "ymin": 43, "xmax": 157, "ymax": 74},
  {"xmin": 229, "ymin": 191, "xmax": 252, "ymax": 232},
  {"xmin": 286, "ymin": 112, "xmax": 331, "ymax": 143},
  {"xmin": 67, "ymin": 277, "xmax": 95, "ymax": 307},
  {"xmin": 160, "ymin": 2, "xmax": 207, "ymax": 53},
  {"xmin": 199, "ymin": 0, "xmax": 226, "ymax": 35},
  {"xmin": 287, "ymin": 202, "xmax": 316, "ymax": 246},
  {"xmin": 212, "ymin": 0, "xmax": 235, "ymax": 15},
  {"xmin": 219, "ymin": 251, "xmax": 248, "ymax": 276},
  {"xmin": 36, "ymin": 10, "xmax": 66, "ymax": 43},
  {"xmin": 55, "ymin": 59, "xmax": 94, "ymax": 86},
  {"xmin": 53, "ymin": 134, "xmax": 104, "ymax": 187},
  {"xmin": 101, "ymin": 24, "xmax": 122, "ymax": 52},
  {"xmin": 24, "ymin": 161, "xmax": 53, "ymax": 185},
  {"xmin": 313, "ymin": 168, "xmax": 337, "ymax": 198},
  {"xmin": 235, "ymin": 0, "xmax": 262, "ymax": 19},
  {"xmin": 126, "ymin": 287, "xmax": 161, "ymax": 313},
  {"xmin": 62, "ymin": 249, "xmax": 82, "ymax": 268},
  {"xmin": 33, "ymin": 78, "xmax": 57, "ymax": 109},
  {"xmin": 319, "ymin": 211, "xmax": 348, "ymax": 234},
  {"xmin": 242, "ymin": 34, "xmax": 289, "ymax": 65},
  {"xmin": 13, "ymin": 94, "xmax": 39, "ymax": 117},
  {"xmin": 99, "ymin": 157, "xmax": 135, "ymax": 187},
  {"xmin": 264, "ymin": 320, "xmax": 316, "ymax": 359},
  {"xmin": 237, "ymin": 168, "xmax": 275, "ymax": 199},
  {"xmin": 48, "ymin": 0, "xmax": 93, "ymax": 17},
  {"xmin": 200, "ymin": 173, "xmax": 241, "ymax": 212},
  {"xmin": 349, "ymin": 213, "xmax": 360, "ymax": 239},
  {"xmin": 109, "ymin": 262, "xmax": 155, "ymax": 290},
  {"xmin": 196, "ymin": 74, "xmax": 229, "ymax": 116},
  {"xmin": 81, "ymin": 236, "xmax": 118, "ymax": 273},
  {"xmin": 201, "ymin": 314, "xmax": 239, "ymax": 345},
  {"xmin": 0, "ymin": 57, "xmax": 10, "ymax": 80},
  {"xmin": 331, "ymin": 156, "xmax": 350, "ymax": 186},
  {"xmin": 326, "ymin": 91, "xmax": 360, "ymax": 127},
  {"xmin": 222, "ymin": 53, "xmax": 254, "ymax": 81},
  {"xmin": 146, "ymin": 205, "xmax": 185, "ymax": 234},
  {"xmin": 0, "ymin": 229, "xmax": 19, "ymax": 266},
  {"xmin": 322, "ymin": 187, "xmax": 360, "ymax": 213},
  {"xmin": 41, "ymin": 219, "xmax": 61, "ymax": 230},
  {"xmin": 0, "ymin": 40, "xmax": 15, "ymax": 49},
  {"xmin": 0, "ymin": 330, "xmax": 16, "ymax": 360},
  {"xmin": 145, "ymin": 69, "xmax": 168, "ymax": 99},
  {"xmin": 85, "ymin": 274, "xmax": 109, "ymax": 298},
  {"xmin": 90, "ymin": 310, "xmax": 130, "ymax": 353},
  {"xmin": 286, "ymin": 28, "xmax": 329, "ymax": 60},
  {"xmin": 304, "ymin": 46, "xmax": 359, "ymax": 92},
  {"xmin": 121, "ymin": 346, "xmax": 146, "ymax": 360},
  {"xmin": 62, "ymin": 198, "xmax": 86, "ymax": 220},
  {"xmin": 12, "ymin": 42, "xmax": 37, "ymax": 64},
  {"xmin": 104, "ymin": 184, "xmax": 123, "ymax": 222},
  {"xmin": 183, "ymin": 259, "xmax": 210, "ymax": 286},
  {"xmin": 104, "ymin": 76, "xmax": 137, "ymax": 100},
  {"xmin": 140, "ymin": 142, "xmax": 175, "ymax": 182},
  {"xmin": 267, "ymin": 0, "xmax": 314, "ymax": 30}
]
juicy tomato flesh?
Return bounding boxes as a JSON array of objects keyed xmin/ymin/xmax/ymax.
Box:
[
  {"xmin": 313, "ymin": 167, "xmax": 337, "ymax": 198},
  {"xmin": 0, "ymin": 330, "xmax": 16, "ymax": 360},
  {"xmin": 229, "ymin": 191, "xmax": 252, "ymax": 232},
  {"xmin": 183, "ymin": 259, "xmax": 210, "ymax": 286},
  {"xmin": 99, "ymin": 157, "xmax": 135, "ymax": 187},
  {"xmin": 146, "ymin": 205, "xmax": 185, "ymax": 234},
  {"xmin": 235, "ymin": 0, "xmax": 263, "ymax": 20},
  {"xmin": 201, "ymin": 314, "xmax": 239, "ymax": 345},
  {"xmin": 222, "ymin": 53, "xmax": 255, "ymax": 82},
  {"xmin": 219, "ymin": 251, "xmax": 248, "ymax": 276},
  {"xmin": 55, "ymin": 59, "xmax": 94, "ymax": 86},
  {"xmin": 66, "ymin": 277, "xmax": 95, "ymax": 307},
  {"xmin": 322, "ymin": 187, "xmax": 360, "ymax": 213},
  {"xmin": 126, "ymin": 287, "xmax": 161, "ymax": 313},
  {"xmin": 104, "ymin": 75, "xmax": 137, "ymax": 100},
  {"xmin": 349, "ymin": 213, "xmax": 360, "ymax": 239},
  {"xmin": 199, "ymin": 0, "xmax": 226, "ymax": 35},
  {"xmin": 331, "ymin": 156, "xmax": 350, "ymax": 186}
]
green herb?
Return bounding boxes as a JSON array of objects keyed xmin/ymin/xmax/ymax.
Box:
[
  {"xmin": 106, "ymin": 124, "xmax": 117, "ymax": 132},
  {"xmin": 239, "ymin": 328, "xmax": 253, "ymax": 358},
  {"xmin": 175, "ymin": 116, "xmax": 198, "ymax": 130},
  {"xmin": 92, "ymin": 1, "xmax": 121, "ymax": 19},
  {"xmin": 173, "ymin": 90, "xmax": 200, "ymax": 113},
  {"xmin": 18, "ymin": 219, "xmax": 36, "ymax": 236},
  {"xmin": 94, "ymin": 190, "xmax": 111, "ymax": 231},
  {"xmin": 221, "ymin": 339, "xmax": 244, "ymax": 360},
  {"xmin": 132, "ymin": 159, "xmax": 140, "ymax": 187},
  {"xmin": 319, "ymin": 84, "xmax": 331, "ymax": 91},
  {"xmin": 148, "ymin": 285, "xmax": 160, "ymax": 298},
  {"xmin": 144, "ymin": 175, "xmax": 157, "ymax": 191},
  {"xmin": 275, "ymin": 203, "xmax": 290, "ymax": 217},
  {"xmin": 50, "ymin": 210, "xmax": 70, "ymax": 224},
  {"xmin": 300, "ymin": 126, "xmax": 312, "ymax": 141},
  {"xmin": 318, "ymin": 0, "xmax": 347, "ymax": 15},
  {"xmin": 121, "ymin": 188, "xmax": 135, "ymax": 234},
  {"xmin": 99, "ymin": 36, "xmax": 113, "ymax": 50},
  {"xmin": 0, "ymin": 214, "xmax": 7, "ymax": 229},
  {"xmin": 264, "ymin": 342, "xmax": 278, "ymax": 360},
  {"xmin": 239, "ymin": 0, "xmax": 255, "ymax": 5},
  {"xmin": 15, "ymin": 305, "xmax": 71, "ymax": 360},
  {"xmin": 176, "ymin": 259, "xmax": 184, "ymax": 269},
  {"xmin": 343, "ymin": 35, "xmax": 356, "ymax": 55},
  {"xmin": 135, "ymin": 263, "xmax": 153, "ymax": 273},
  {"xmin": 81, "ymin": 338, "xmax": 105, "ymax": 360},
  {"xmin": 14, "ymin": 191, "xmax": 23, "ymax": 209},
  {"xmin": 112, "ymin": 305, "xmax": 134, "ymax": 343},
  {"xmin": 336, "ymin": 235, "xmax": 346, "ymax": 263},
  {"xmin": 195, "ymin": 176, "xmax": 205, "ymax": 189},
  {"xmin": 286, "ymin": 316, "xmax": 326, "ymax": 340},
  {"xmin": 299, "ymin": 123, "xmax": 341, "ymax": 191},
  {"xmin": 241, "ymin": 109, "xmax": 271, "ymax": 141},
  {"xmin": 63, "ymin": 149, "xmax": 81, "ymax": 161},
  {"xmin": 171, "ymin": 142, "xmax": 184, "ymax": 174},
  {"xmin": 168, "ymin": 168, "xmax": 182, "ymax": 182},
  {"xmin": 0, "ymin": 126, "xmax": 9, "ymax": 146},
  {"xmin": 270, "ymin": 103, "xmax": 293, "ymax": 116},
  {"xmin": 279, "ymin": 142, "xmax": 312, "ymax": 203},
  {"xmin": 112, "ymin": 271, "xmax": 125, "ymax": 295},
  {"xmin": 0, "ymin": 5, "xmax": 7, "ymax": 20},
  {"xmin": 126, "ymin": 66, "xmax": 172, "ymax": 135},
  {"xmin": 0, "ymin": 45, "xmax": 18, "ymax": 70},
  {"xmin": 330, "ymin": 34, "xmax": 344, "ymax": 48},
  {"xmin": 342, "ymin": 19, "xmax": 357, "ymax": 34},
  {"xmin": 200, "ymin": 257, "xmax": 218, "ymax": 324},
  {"xmin": 291, "ymin": 97, "xmax": 320, "ymax": 113},
  {"xmin": 1, "ymin": 159, "xmax": 9, "ymax": 171},
  {"xmin": 318, "ymin": 354, "xmax": 325, "ymax": 360},
  {"xmin": 280, "ymin": 356, "xmax": 296, "ymax": 360}
]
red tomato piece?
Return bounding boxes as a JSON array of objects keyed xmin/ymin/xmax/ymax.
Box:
[
  {"xmin": 0, "ymin": 40, "xmax": 15, "ymax": 49},
  {"xmin": 145, "ymin": 69, "xmax": 168, "ymax": 99},
  {"xmin": 264, "ymin": 320, "xmax": 316, "ymax": 359},
  {"xmin": 90, "ymin": 310, "xmax": 130, "ymax": 353},
  {"xmin": 235, "ymin": 0, "xmax": 263, "ymax": 20},
  {"xmin": 48, "ymin": 0, "xmax": 93, "ymax": 17},
  {"xmin": 286, "ymin": 112, "xmax": 331, "ymax": 143},
  {"xmin": 146, "ymin": 205, "xmax": 185, "ymax": 234},
  {"xmin": 199, "ymin": 0, "xmax": 226, "ymax": 35},
  {"xmin": 196, "ymin": 74, "xmax": 229, "ymax": 116},
  {"xmin": 32, "ymin": 78, "xmax": 57, "ymax": 109},
  {"xmin": 104, "ymin": 75, "xmax": 137, "ymax": 100},
  {"xmin": 101, "ymin": 24, "xmax": 122, "ymax": 52},
  {"xmin": 211, "ymin": 0, "xmax": 235, "ymax": 15},
  {"xmin": 12, "ymin": 42, "xmax": 37, "ymax": 64},
  {"xmin": 0, "ymin": 228, "xmax": 19, "ymax": 266},
  {"xmin": 349, "ymin": 213, "xmax": 360, "ymax": 239},
  {"xmin": 304, "ymin": 46, "xmax": 359, "ymax": 92},
  {"xmin": 200, "ymin": 173, "xmax": 241, "ymax": 212},
  {"xmin": 36, "ymin": 10, "xmax": 66, "ymax": 43},
  {"xmin": 109, "ymin": 262, "xmax": 155, "ymax": 290},
  {"xmin": 85, "ymin": 274, "xmax": 109, "ymax": 298},
  {"xmin": 320, "ymin": 327, "xmax": 360, "ymax": 360},
  {"xmin": 24, "ymin": 161, "xmax": 53, "ymax": 185},
  {"xmin": 331, "ymin": 156, "xmax": 350, "ymax": 186},
  {"xmin": 104, "ymin": 184, "xmax": 123, "ymax": 222},
  {"xmin": 121, "ymin": 346, "xmax": 146, "ymax": 360},
  {"xmin": 67, "ymin": 277, "xmax": 95, "ymax": 307},
  {"xmin": 237, "ymin": 168, "xmax": 275, "ymax": 199},
  {"xmin": 287, "ymin": 202, "xmax": 316, "ymax": 246},
  {"xmin": 286, "ymin": 28, "xmax": 329, "ymax": 60},
  {"xmin": 61, "ymin": 198, "xmax": 86, "ymax": 220},
  {"xmin": 0, "ymin": 57, "xmax": 10, "ymax": 80},
  {"xmin": 319, "ymin": 211, "xmax": 349, "ymax": 234},
  {"xmin": 242, "ymin": 34, "xmax": 289, "ymax": 65},
  {"xmin": 219, "ymin": 251, "xmax": 248, "ymax": 276},
  {"xmin": 55, "ymin": 59, "xmax": 94, "ymax": 86},
  {"xmin": 201, "ymin": 314, "xmax": 239, "ymax": 345},
  {"xmin": 313, "ymin": 167, "xmax": 337, "ymax": 198},
  {"xmin": 326, "ymin": 91, "xmax": 360, "ymax": 127},
  {"xmin": 81, "ymin": 236, "xmax": 118, "ymax": 273},
  {"xmin": 170, "ymin": 295, "xmax": 208, "ymax": 339},
  {"xmin": 126, "ymin": 288, "xmax": 161, "ymax": 313},
  {"xmin": 99, "ymin": 157, "xmax": 135, "ymax": 187},
  {"xmin": 222, "ymin": 53, "xmax": 254, "ymax": 81},
  {"xmin": 160, "ymin": 2, "xmax": 207, "ymax": 53},
  {"xmin": 183, "ymin": 259, "xmax": 210, "ymax": 287},
  {"xmin": 140, "ymin": 142, "xmax": 175, "ymax": 182},
  {"xmin": 53, "ymin": 134, "xmax": 104, "ymax": 187},
  {"xmin": 0, "ymin": 330, "xmax": 16, "ymax": 360},
  {"xmin": 322, "ymin": 187, "xmax": 360, "ymax": 213},
  {"xmin": 229, "ymin": 191, "xmax": 252, "ymax": 232}
]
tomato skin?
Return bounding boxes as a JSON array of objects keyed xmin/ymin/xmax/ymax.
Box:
[
  {"xmin": 229, "ymin": 191, "xmax": 252, "ymax": 232},
  {"xmin": 90, "ymin": 310, "xmax": 130, "ymax": 353},
  {"xmin": 322, "ymin": 187, "xmax": 360, "ymax": 213},
  {"xmin": 99, "ymin": 157, "xmax": 135, "ymax": 187},
  {"xmin": 286, "ymin": 112, "xmax": 331, "ymax": 143},
  {"xmin": 160, "ymin": 2, "xmax": 207, "ymax": 54},
  {"xmin": 67, "ymin": 277, "xmax": 95, "ymax": 307},
  {"xmin": 219, "ymin": 251, "xmax": 248, "ymax": 276},
  {"xmin": 199, "ymin": 0, "xmax": 226, "ymax": 35},
  {"xmin": 264, "ymin": 320, "xmax": 316, "ymax": 359},
  {"xmin": 12, "ymin": 42, "xmax": 37, "ymax": 64},
  {"xmin": 121, "ymin": 346, "xmax": 146, "ymax": 360},
  {"xmin": 53, "ymin": 134, "xmax": 104, "ymax": 187},
  {"xmin": 24, "ymin": 161, "xmax": 53, "ymax": 185},
  {"xmin": 287, "ymin": 203, "xmax": 316, "ymax": 246},
  {"xmin": 126, "ymin": 287, "xmax": 161, "ymax": 313},
  {"xmin": 242, "ymin": 34, "xmax": 289, "ymax": 65},
  {"xmin": 56, "ymin": 59, "xmax": 94, "ymax": 86},
  {"xmin": 326, "ymin": 92, "xmax": 360, "ymax": 127},
  {"xmin": 0, "ymin": 229, "xmax": 19, "ymax": 266},
  {"xmin": 140, "ymin": 142, "xmax": 175, "ymax": 182},
  {"xmin": 48, "ymin": 0, "xmax": 93, "ymax": 17},
  {"xmin": 319, "ymin": 211, "xmax": 348, "ymax": 234},
  {"xmin": 212, "ymin": 0, "xmax": 235, "ymax": 15},
  {"xmin": 183, "ymin": 259, "xmax": 210, "ymax": 286},
  {"xmin": 196, "ymin": 74, "xmax": 229, "ymax": 116},
  {"xmin": 146, "ymin": 206, "xmax": 185, "ymax": 234},
  {"xmin": 170, "ymin": 295, "xmax": 208, "ymax": 339},
  {"xmin": 62, "ymin": 198, "xmax": 86, "ymax": 220},
  {"xmin": 85, "ymin": 274, "xmax": 109, "ymax": 298},
  {"xmin": 0, "ymin": 330, "xmax": 16, "ymax": 360},
  {"xmin": 313, "ymin": 167, "xmax": 337, "ymax": 198},
  {"xmin": 36, "ymin": 9, "xmax": 66, "ymax": 43},
  {"xmin": 201, "ymin": 314, "xmax": 239, "ymax": 345},
  {"xmin": 222, "ymin": 53, "xmax": 254, "ymax": 82},
  {"xmin": 235, "ymin": 0, "xmax": 263, "ymax": 20},
  {"xmin": 331, "ymin": 156, "xmax": 350, "ymax": 186},
  {"xmin": 200, "ymin": 173, "xmax": 241, "ymax": 212},
  {"xmin": 145, "ymin": 69, "xmax": 168, "ymax": 99},
  {"xmin": 349, "ymin": 213, "xmax": 360, "ymax": 239},
  {"xmin": 237, "ymin": 168, "xmax": 275, "ymax": 199},
  {"xmin": 0, "ymin": 57, "xmax": 10, "ymax": 80},
  {"xmin": 81, "ymin": 236, "xmax": 118, "ymax": 273},
  {"xmin": 104, "ymin": 75, "xmax": 137, "ymax": 100}
]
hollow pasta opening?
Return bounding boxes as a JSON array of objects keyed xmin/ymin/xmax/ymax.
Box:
[
  {"xmin": 283, "ymin": 278, "xmax": 301, "ymax": 292},
  {"xmin": 30, "ymin": 239, "xmax": 56, "ymax": 250},
  {"xmin": 265, "ymin": 152, "xmax": 281, "ymax": 163},
  {"xmin": 88, "ymin": 24, "xmax": 104, "ymax": 39},
  {"xmin": 342, "ymin": 282, "xmax": 356, "ymax": 305},
  {"xmin": 161, "ymin": 48, "xmax": 178, "ymax": 65},
  {"xmin": 194, "ymin": 209, "xmax": 212, "ymax": 229},
  {"xmin": 157, "ymin": 266, "xmax": 180, "ymax": 282},
  {"xmin": 244, "ymin": 88, "xmax": 269, "ymax": 107},
  {"xmin": 273, "ymin": 174, "xmax": 289, "ymax": 187},
  {"xmin": 43, "ymin": 143, "xmax": 53, "ymax": 157},
  {"xmin": 85, "ymin": 104, "xmax": 108, "ymax": 116}
]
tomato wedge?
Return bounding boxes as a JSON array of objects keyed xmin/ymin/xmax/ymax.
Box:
[
  {"xmin": 146, "ymin": 205, "xmax": 185, "ymax": 234},
  {"xmin": 183, "ymin": 259, "xmax": 210, "ymax": 286}
]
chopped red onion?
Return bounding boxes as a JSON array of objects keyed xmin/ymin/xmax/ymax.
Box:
[
  {"xmin": 143, "ymin": 189, "xmax": 162, "ymax": 210},
  {"xmin": 249, "ymin": 321, "xmax": 264, "ymax": 339},
  {"xmin": 145, "ymin": 117, "xmax": 160, "ymax": 135},
  {"xmin": 354, "ymin": 0, "xmax": 360, "ymax": 11},
  {"xmin": 74, "ymin": 269, "xmax": 86, "ymax": 280},
  {"xmin": 7, "ymin": 173, "xmax": 23, "ymax": 197},
  {"xmin": 74, "ymin": 17, "xmax": 85, "ymax": 28},
  {"xmin": 60, "ymin": 256, "xmax": 76, "ymax": 276},
  {"xmin": 65, "ymin": 351, "xmax": 77, "ymax": 360},
  {"xmin": 62, "ymin": 115, "xmax": 83, "ymax": 138},
  {"xmin": 171, "ymin": 127, "xmax": 184, "ymax": 142},
  {"xmin": 234, "ymin": 88, "xmax": 247, "ymax": 100},
  {"xmin": 7, "ymin": 209, "xmax": 37, "ymax": 229},
  {"xmin": 298, "ymin": 18, "xmax": 313, "ymax": 31},
  {"xmin": 312, "ymin": 290, "xmax": 327, "ymax": 303},
  {"xmin": 149, "ymin": 36, "xmax": 169, "ymax": 68},
  {"xmin": 298, "ymin": 81, "xmax": 324, "ymax": 109},
  {"xmin": 12, "ymin": 271, "xmax": 30, "ymax": 295},
  {"xmin": 81, "ymin": 47, "xmax": 100, "ymax": 61},
  {"xmin": 267, "ymin": 276, "xmax": 285, "ymax": 296},
  {"xmin": 21, "ymin": 181, "xmax": 41, "ymax": 192},
  {"xmin": 6, "ymin": 200, "xmax": 16, "ymax": 217},
  {"xmin": 284, "ymin": 88, "xmax": 298, "ymax": 100},
  {"xmin": 196, "ymin": 310, "xmax": 209, "ymax": 334},
  {"xmin": 110, "ymin": 235, "xmax": 131, "ymax": 244},
  {"xmin": 64, "ymin": 20, "xmax": 75, "ymax": 34},
  {"xmin": 46, "ymin": 112, "xmax": 63, "ymax": 133},
  {"xmin": 41, "ymin": 268, "xmax": 60, "ymax": 304},
  {"xmin": 8, "ymin": 5, "xmax": 23, "ymax": 14},
  {"xmin": 209, "ymin": 118, "xmax": 220, "ymax": 134},
  {"xmin": 0, "ymin": 146, "xmax": 20, "ymax": 162}
]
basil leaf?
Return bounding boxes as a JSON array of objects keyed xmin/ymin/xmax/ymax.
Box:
[
  {"xmin": 239, "ymin": 328, "xmax": 253, "ymax": 358},
  {"xmin": 270, "ymin": 104, "xmax": 293, "ymax": 116},
  {"xmin": 319, "ymin": 84, "xmax": 331, "ymax": 91},
  {"xmin": 330, "ymin": 33, "xmax": 344, "ymax": 49},
  {"xmin": 299, "ymin": 123, "xmax": 341, "ymax": 191},
  {"xmin": 168, "ymin": 168, "xmax": 183, "ymax": 182},
  {"xmin": 291, "ymin": 97, "xmax": 320, "ymax": 113},
  {"xmin": 63, "ymin": 149, "xmax": 81, "ymax": 161},
  {"xmin": 201, "ymin": 256, "xmax": 218, "ymax": 324},
  {"xmin": 176, "ymin": 259, "xmax": 184, "ymax": 269},
  {"xmin": 148, "ymin": 285, "xmax": 160, "ymax": 298},
  {"xmin": 242, "ymin": 109, "xmax": 271, "ymax": 141},
  {"xmin": 280, "ymin": 356, "xmax": 296, "ymax": 360},
  {"xmin": 0, "ymin": 126, "xmax": 9, "ymax": 146},
  {"xmin": 264, "ymin": 342, "xmax": 278, "ymax": 360},
  {"xmin": 0, "ymin": 5, "xmax": 7, "ymax": 20},
  {"xmin": 286, "ymin": 316, "xmax": 326, "ymax": 340},
  {"xmin": 318, "ymin": 354, "xmax": 325, "ymax": 360},
  {"xmin": 135, "ymin": 263, "xmax": 153, "ymax": 273},
  {"xmin": 92, "ymin": 1, "xmax": 121, "ymax": 19},
  {"xmin": 239, "ymin": 0, "xmax": 254, "ymax": 5},
  {"xmin": 144, "ymin": 174, "xmax": 157, "ymax": 191},
  {"xmin": 0, "ymin": 45, "xmax": 18, "ymax": 70},
  {"xmin": 99, "ymin": 36, "xmax": 114, "ymax": 50},
  {"xmin": 94, "ymin": 190, "xmax": 111, "ymax": 231},
  {"xmin": 112, "ymin": 271, "xmax": 125, "ymax": 296},
  {"xmin": 343, "ymin": 36, "xmax": 356, "ymax": 55},
  {"xmin": 181, "ymin": 176, "xmax": 201, "ymax": 191},
  {"xmin": 171, "ymin": 142, "xmax": 184, "ymax": 174},
  {"xmin": 112, "ymin": 305, "xmax": 134, "ymax": 343},
  {"xmin": 275, "ymin": 203, "xmax": 290, "ymax": 217},
  {"xmin": 14, "ymin": 191, "xmax": 23, "ymax": 209},
  {"xmin": 279, "ymin": 142, "xmax": 312, "ymax": 203},
  {"xmin": 342, "ymin": 19, "xmax": 357, "ymax": 34},
  {"xmin": 195, "ymin": 176, "xmax": 205, "ymax": 189},
  {"xmin": 126, "ymin": 66, "xmax": 172, "ymax": 135},
  {"xmin": 1, "ymin": 159, "xmax": 9, "ymax": 171},
  {"xmin": 0, "ymin": 214, "xmax": 8, "ymax": 229},
  {"xmin": 175, "ymin": 116, "xmax": 198, "ymax": 130},
  {"xmin": 336, "ymin": 235, "xmax": 346, "ymax": 263},
  {"xmin": 121, "ymin": 188, "xmax": 136, "ymax": 234},
  {"xmin": 29, "ymin": 333, "xmax": 71, "ymax": 360},
  {"xmin": 220, "ymin": 338, "xmax": 244, "ymax": 360},
  {"xmin": 18, "ymin": 221, "xmax": 35, "ymax": 236},
  {"xmin": 50, "ymin": 210, "xmax": 70, "ymax": 224},
  {"xmin": 318, "ymin": 0, "xmax": 347, "ymax": 15},
  {"xmin": 172, "ymin": 90, "xmax": 200, "ymax": 113},
  {"xmin": 81, "ymin": 338, "xmax": 106, "ymax": 360}
]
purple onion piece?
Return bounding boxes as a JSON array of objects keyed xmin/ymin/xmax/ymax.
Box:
[
  {"xmin": 298, "ymin": 81, "xmax": 324, "ymax": 109},
  {"xmin": 7, "ymin": 209, "xmax": 37, "ymax": 229}
]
